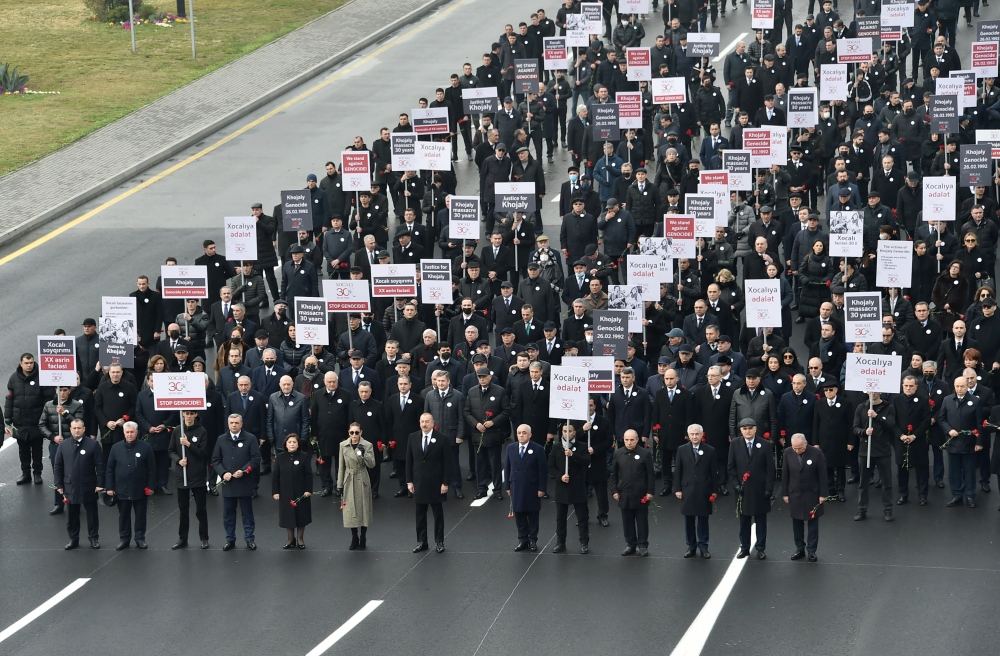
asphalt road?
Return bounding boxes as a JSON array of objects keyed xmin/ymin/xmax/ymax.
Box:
[{"xmin": 0, "ymin": 2, "xmax": 997, "ymax": 655}]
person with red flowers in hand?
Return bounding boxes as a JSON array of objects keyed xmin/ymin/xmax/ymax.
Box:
[
  {"xmin": 782, "ymin": 434, "xmax": 828, "ymax": 562},
  {"xmin": 727, "ymin": 417, "xmax": 776, "ymax": 560},
  {"xmin": 104, "ymin": 421, "xmax": 155, "ymax": 551},
  {"xmin": 675, "ymin": 423, "xmax": 719, "ymax": 560},
  {"xmin": 211, "ymin": 414, "xmax": 262, "ymax": 551},
  {"xmin": 611, "ymin": 429, "xmax": 655, "ymax": 557},
  {"xmin": 53, "ymin": 418, "xmax": 105, "ymax": 550}
]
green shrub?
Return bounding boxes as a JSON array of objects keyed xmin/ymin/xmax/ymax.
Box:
[
  {"xmin": 0, "ymin": 63, "xmax": 30, "ymax": 93},
  {"xmin": 83, "ymin": 0, "xmax": 144, "ymax": 22}
]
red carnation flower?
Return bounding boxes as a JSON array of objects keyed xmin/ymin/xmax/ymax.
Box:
[
  {"xmin": 122, "ymin": 414, "xmax": 130, "ymax": 421},
  {"xmin": 338, "ymin": 261, "xmax": 349, "ymax": 269},
  {"xmin": 62, "ymin": 496, "xmax": 70, "ymax": 505},
  {"xmin": 144, "ymin": 487, "xmax": 154, "ymax": 497},
  {"xmin": 808, "ymin": 509, "xmax": 817, "ymax": 520},
  {"xmin": 244, "ymin": 465, "xmax": 253, "ymax": 474},
  {"xmin": 983, "ymin": 419, "xmax": 989, "ymax": 428},
  {"xmin": 973, "ymin": 429, "xmax": 980, "ymax": 437},
  {"xmin": 389, "ymin": 439, "xmax": 398, "ymax": 449},
  {"xmin": 652, "ymin": 423, "xmax": 662, "ymax": 431},
  {"xmin": 763, "ymin": 431, "xmax": 771, "ymax": 440},
  {"xmin": 709, "ymin": 493, "xmax": 718, "ymax": 503},
  {"xmin": 640, "ymin": 496, "xmax": 650, "ymax": 505},
  {"xmin": 928, "ymin": 399, "xmax": 936, "ymax": 408},
  {"xmin": 289, "ymin": 500, "xmax": 298, "ymax": 508},
  {"xmin": 376, "ymin": 440, "xmax": 384, "ymax": 451},
  {"xmin": 779, "ymin": 429, "xmax": 787, "ymax": 438},
  {"xmin": 742, "ymin": 471, "xmax": 751, "ymax": 483},
  {"xmin": 485, "ymin": 410, "xmax": 494, "ymax": 418},
  {"xmin": 907, "ymin": 424, "xmax": 913, "ymax": 433},
  {"xmin": 316, "ymin": 455, "xmax": 326, "ymax": 465}
]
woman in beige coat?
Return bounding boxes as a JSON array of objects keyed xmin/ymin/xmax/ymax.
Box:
[{"xmin": 338, "ymin": 422, "xmax": 375, "ymax": 550}]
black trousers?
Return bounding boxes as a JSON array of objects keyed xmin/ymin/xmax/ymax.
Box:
[
  {"xmin": 153, "ymin": 449, "xmax": 171, "ymax": 489},
  {"xmin": 393, "ymin": 459, "xmax": 406, "ymax": 489},
  {"xmin": 117, "ymin": 498, "xmax": 148, "ymax": 542},
  {"xmin": 896, "ymin": 445, "xmax": 929, "ymax": 499},
  {"xmin": 262, "ymin": 266, "xmax": 279, "ymax": 302},
  {"xmin": 858, "ymin": 455, "xmax": 893, "ymax": 512},
  {"xmin": 588, "ymin": 476, "xmax": 609, "ymax": 517},
  {"xmin": 792, "ymin": 517, "xmax": 819, "ymax": 554},
  {"xmin": 415, "ymin": 502, "xmax": 444, "ymax": 544},
  {"xmin": 259, "ymin": 438, "xmax": 272, "ymax": 471},
  {"xmin": 476, "ymin": 443, "xmax": 502, "ymax": 493},
  {"xmin": 17, "ymin": 435, "xmax": 43, "ymax": 474},
  {"xmin": 660, "ymin": 448, "xmax": 677, "ymax": 491},
  {"xmin": 685, "ymin": 515, "xmax": 710, "ymax": 549},
  {"xmin": 827, "ymin": 466, "xmax": 846, "ymax": 496},
  {"xmin": 948, "ymin": 452, "xmax": 977, "ymax": 499},
  {"xmin": 514, "ymin": 511, "xmax": 540, "ymax": 543},
  {"xmin": 177, "ymin": 486, "xmax": 209, "ymax": 541},
  {"xmin": 67, "ymin": 499, "xmax": 99, "ymax": 541},
  {"xmin": 555, "ymin": 501, "xmax": 589, "ymax": 545},
  {"xmin": 622, "ymin": 507, "xmax": 649, "ymax": 548},
  {"xmin": 317, "ymin": 453, "xmax": 334, "ymax": 490},
  {"xmin": 739, "ymin": 513, "xmax": 768, "ymax": 550}
]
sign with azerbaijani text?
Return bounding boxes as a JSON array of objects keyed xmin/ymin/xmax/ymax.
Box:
[
  {"xmin": 922, "ymin": 176, "xmax": 957, "ymax": 221},
  {"xmin": 744, "ymin": 279, "xmax": 782, "ymax": 328},
  {"xmin": 370, "ymin": 264, "xmax": 418, "ymax": 297},
  {"xmin": 37, "ymin": 336, "xmax": 76, "ymax": 387},
  {"xmin": 548, "ymin": 366, "xmax": 590, "ymax": 421},
  {"xmin": 845, "ymin": 352, "xmax": 902, "ymax": 394},
  {"xmin": 224, "ymin": 217, "xmax": 257, "ymax": 261}
]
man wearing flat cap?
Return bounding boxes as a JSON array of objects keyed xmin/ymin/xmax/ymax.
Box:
[
  {"xmin": 728, "ymin": 416, "xmax": 775, "ymax": 559},
  {"xmin": 464, "ymin": 369, "xmax": 510, "ymax": 500}
]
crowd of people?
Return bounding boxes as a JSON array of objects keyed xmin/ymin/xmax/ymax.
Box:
[{"xmin": 4, "ymin": 1, "xmax": 1000, "ymax": 562}]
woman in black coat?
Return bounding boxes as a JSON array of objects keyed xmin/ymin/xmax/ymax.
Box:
[
  {"xmin": 797, "ymin": 239, "xmax": 833, "ymax": 320},
  {"xmin": 910, "ymin": 240, "xmax": 937, "ymax": 305},
  {"xmin": 931, "ymin": 260, "xmax": 971, "ymax": 335},
  {"xmin": 762, "ymin": 354, "xmax": 790, "ymax": 398},
  {"xmin": 271, "ymin": 433, "xmax": 313, "ymax": 549}
]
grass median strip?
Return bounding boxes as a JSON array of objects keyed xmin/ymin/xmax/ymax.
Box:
[{"xmin": 0, "ymin": 0, "xmax": 346, "ymax": 176}]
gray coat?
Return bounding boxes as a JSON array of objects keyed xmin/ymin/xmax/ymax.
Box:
[
  {"xmin": 423, "ymin": 386, "xmax": 466, "ymax": 441},
  {"xmin": 338, "ymin": 438, "xmax": 375, "ymax": 528},
  {"xmin": 267, "ymin": 390, "xmax": 310, "ymax": 445},
  {"xmin": 728, "ymin": 387, "xmax": 778, "ymax": 439}
]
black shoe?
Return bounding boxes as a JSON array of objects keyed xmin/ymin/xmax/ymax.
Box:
[
  {"xmin": 33, "ymin": 473, "xmax": 43, "ymax": 484},
  {"xmin": 297, "ymin": 542, "xmax": 306, "ymax": 550},
  {"xmin": 790, "ymin": 550, "xmax": 805, "ymax": 561},
  {"xmin": 528, "ymin": 541, "xmax": 537, "ymax": 552},
  {"xmin": 435, "ymin": 543, "xmax": 445, "ymax": 553},
  {"xmin": 598, "ymin": 515, "xmax": 609, "ymax": 527},
  {"xmin": 514, "ymin": 542, "xmax": 528, "ymax": 552},
  {"xmin": 579, "ymin": 544, "xmax": 590, "ymax": 554},
  {"xmin": 552, "ymin": 543, "xmax": 566, "ymax": 553},
  {"xmin": 389, "ymin": 471, "xmax": 398, "ymax": 479},
  {"xmin": 171, "ymin": 541, "xmax": 187, "ymax": 550},
  {"xmin": 158, "ymin": 487, "xmax": 172, "ymax": 496},
  {"xmin": 358, "ymin": 537, "xmax": 365, "ymax": 550},
  {"xmin": 348, "ymin": 537, "xmax": 358, "ymax": 551},
  {"xmin": 64, "ymin": 541, "xmax": 79, "ymax": 550},
  {"xmin": 638, "ymin": 547, "xmax": 649, "ymax": 557},
  {"xmin": 394, "ymin": 489, "xmax": 408, "ymax": 498},
  {"xmin": 412, "ymin": 542, "xmax": 429, "ymax": 553},
  {"xmin": 319, "ymin": 488, "xmax": 332, "ymax": 497},
  {"xmin": 49, "ymin": 505, "xmax": 64, "ymax": 515},
  {"xmin": 736, "ymin": 548, "xmax": 749, "ymax": 559},
  {"xmin": 756, "ymin": 549, "xmax": 766, "ymax": 560},
  {"xmin": 807, "ymin": 553, "xmax": 818, "ymax": 562},
  {"xmin": 700, "ymin": 548, "xmax": 711, "ymax": 559},
  {"xmin": 493, "ymin": 492, "xmax": 503, "ymax": 501},
  {"xmin": 135, "ymin": 540, "xmax": 148, "ymax": 549},
  {"xmin": 465, "ymin": 474, "xmax": 475, "ymax": 481},
  {"xmin": 936, "ymin": 480, "xmax": 945, "ymax": 489},
  {"xmin": 945, "ymin": 497, "xmax": 962, "ymax": 507},
  {"xmin": 454, "ymin": 490, "xmax": 464, "ymax": 499},
  {"xmin": 965, "ymin": 499, "xmax": 977, "ymax": 508},
  {"xmin": 981, "ymin": 482, "xmax": 991, "ymax": 493},
  {"xmin": 222, "ymin": 542, "xmax": 235, "ymax": 551},
  {"xmin": 873, "ymin": 479, "xmax": 882, "ymax": 489},
  {"xmin": 853, "ymin": 511, "xmax": 866, "ymax": 521},
  {"xmin": 15, "ymin": 473, "xmax": 30, "ymax": 485},
  {"xmin": 659, "ymin": 488, "xmax": 671, "ymax": 496},
  {"xmin": 896, "ymin": 496, "xmax": 908, "ymax": 505},
  {"xmin": 719, "ymin": 487, "xmax": 729, "ymax": 496},
  {"xmin": 474, "ymin": 490, "xmax": 487, "ymax": 499},
  {"xmin": 883, "ymin": 511, "xmax": 894, "ymax": 522},
  {"xmin": 622, "ymin": 546, "xmax": 637, "ymax": 556},
  {"xmin": 684, "ymin": 548, "xmax": 697, "ymax": 558},
  {"xmin": 200, "ymin": 540, "xmax": 210, "ymax": 549},
  {"xmin": 918, "ymin": 497, "xmax": 928, "ymax": 506},
  {"xmin": 89, "ymin": 538, "xmax": 100, "ymax": 549},
  {"xmin": 246, "ymin": 541, "xmax": 257, "ymax": 551},
  {"xmin": 115, "ymin": 541, "xmax": 130, "ymax": 551}
]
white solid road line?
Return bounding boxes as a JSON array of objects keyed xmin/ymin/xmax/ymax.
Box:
[
  {"xmin": 305, "ymin": 600, "xmax": 383, "ymax": 656},
  {"xmin": 470, "ymin": 482, "xmax": 495, "ymax": 507},
  {"xmin": 0, "ymin": 438, "xmax": 16, "ymax": 453},
  {"xmin": 551, "ymin": 193, "xmax": 561, "ymax": 203},
  {"xmin": 714, "ymin": 32, "xmax": 749, "ymax": 63},
  {"xmin": 668, "ymin": 526, "xmax": 755, "ymax": 656},
  {"xmin": 0, "ymin": 578, "xmax": 90, "ymax": 646}
]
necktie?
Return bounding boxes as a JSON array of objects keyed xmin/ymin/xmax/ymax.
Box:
[
  {"xmin": 578, "ymin": 275, "xmax": 584, "ymax": 286},
  {"xmin": 423, "ymin": 434, "xmax": 429, "ymax": 451},
  {"xmin": 669, "ymin": 389, "xmax": 675, "ymax": 402},
  {"xmin": 520, "ymin": 444, "xmax": 526, "ymax": 459},
  {"xmin": 533, "ymin": 383, "xmax": 538, "ymax": 392},
  {"xmin": 440, "ymin": 390, "xmax": 445, "ymax": 399},
  {"xmin": 747, "ymin": 441, "xmax": 753, "ymax": 456},
  {"xmin": 693, "ymin": 447, "xmax": 699, "ymax": 462},
  {"xmin": 547, "ymin": 342, "xmax": 553, "ymax": 353},
  {"xmin": 241, "ymin": 395, "xmax": 248, "ymax": 410},
  {"xmin": 712, "ymin": 387, "xmax": 718, "ymax": 397},
  {"xmin": 697, "ymin": 317, "xmax": 702, "ymax": 328},
  {"xmin": 353, "ymin": 371, "xmax": 360, "ymax": 385},
  {"xmin": 829, "ymin": 400, "xmax": 834, "ymax": 407},
  {"xmin": 494, "ymin": 248, "xmax": 499, "ymax": 257},
  {"xmin": 506, "ymin": 298, "xmax": 510, "ymax": 308},
  {"xmin": 232, "ymin": 433, "xmax": 238, "ymax": 441},
  {"xmin": 400, "ymin": 395, "xmax": 407, "ymax": 410}
]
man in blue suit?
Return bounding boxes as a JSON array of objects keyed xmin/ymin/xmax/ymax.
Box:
[
  {"xmin": 697, "ymin": 123, "xmax": 730, "ymax": 170},
  {"xmin": 504, "ymin": 424, "xmax": 548, "ymax": 552}
]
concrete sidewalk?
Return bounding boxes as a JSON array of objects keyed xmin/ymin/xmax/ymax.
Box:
[{"xmin": 0, "ymin": 0, "xmax": 451, "ymax": 245}]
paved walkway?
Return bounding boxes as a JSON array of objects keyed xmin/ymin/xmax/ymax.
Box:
[{"xmin": 0, "ymin": 0, "xmax": 451, "ymax": 244}]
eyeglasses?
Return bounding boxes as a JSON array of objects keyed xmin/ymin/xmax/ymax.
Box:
[
  {"xmin": 348, "ymin": 430, "xmax": 361, "ymax": 435},
  {"xmin": 783, "ymin": 354, "xmax": 795, "ymax": 359},
  {"xmin": 965, "ymin": 239, "xmax": 977, "ymax": 243},
  {"xmin": 808, "ymin": 366, "xmax": 821, "ymax": 370}
]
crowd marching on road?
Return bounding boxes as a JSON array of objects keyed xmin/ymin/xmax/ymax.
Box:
[{"xmin": 7, "ymin": 0, "xmax": 1000, "ymax": 567}]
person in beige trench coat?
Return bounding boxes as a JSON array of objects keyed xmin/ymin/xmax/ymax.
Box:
[{"xmin": 338, "ymin": 422, "xmax": 375, "ymax": 550}]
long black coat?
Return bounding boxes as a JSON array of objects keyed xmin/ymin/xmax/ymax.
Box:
[
  {"xmin": 225, "ymin": 391, "xmax": 266, "ymax": 438},
  {"xmin": 892, "ymin": 392, "xmax": 931, "ymax": 464},
  {"xmin": 211, "ymin": 431, "xmax": 262, "ymax": 497},
  {"xmin": 504, "ymin": 440, "xmax": 547, "ymax": 513},
  {"xmin": 272, "ymin": 450, "xmax": 313, "ymax": 528},
  {"xmin": 135, "ymin": 388, "xmax": 175, "ymax": 451},
  {"xmin": 652, "ymin": 387, "xmax": 691, "ymax": 450},
  {"xmin": 689, "ymin": 384, "xmax": 735, "ymax": 455},
  {"xmin": 607, "ymin": 386, "xmax": 651, "ymax": 441},
  {"xmin": 309, "ymin": 388, "xmax": 351, "ymax": 457},
  {"xmin": 580, "ymin": 416, "xmax": 613, "ymax": 482},
  {"xmin": 463, "ymin": 383, "xmax": 510, "ymax": 447},
  {"xmin": 510, "ymin": 377, "xmax": 555, "ymax": 441},
  {"xmin": 105, "ymin": 439, "xmax": 155, "ymax": 501},
  {"xmin": 851, "ymin": 399, "xmax": 897, "ymax": 460},
  {"xmin": 405, "ymin": 429, "xmax": 453, "ymax": 504},
  {"xmin": 776, "ymin": 390, "xmax": 815, "ymax": 444},
  {"xmin": 611, "ymin": 446, "xmax": 655, "ymax": 509},
  {"xmin": 937, "ymin": 393, "xmax": 983, "ymax": 455},
  {"xmin": 53, "ymin": 437, "xmax": 104, "ymax": 504},
  {"xmin": 727, "ymin": 436, "xmax": 775, "ymax": 516},
  {"xmin": 674, "ymin": 442, "xmax": 718, "ymax": 516},
  {"xmin": 386, "ymin": 393, "xmax": 423, "ymax": 461},
  {"xmin": 812, "ymin": 394, "xmax": 853, "ymax": 467},
  {"xmin": 781, "ymin": 445, "xmax": 828, "ymax": 520},
  {"xmin": 168, "ymin": 423, "xmax": 208, "ymax": 489},
  {"xmin": 548, "ymin": 438, "xmax": 590, "ymax": 504}
]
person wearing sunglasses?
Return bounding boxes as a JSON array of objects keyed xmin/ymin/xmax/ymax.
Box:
[{"xmin": 338, "ymin": 423, "xmax": 375, "ymax": 550}]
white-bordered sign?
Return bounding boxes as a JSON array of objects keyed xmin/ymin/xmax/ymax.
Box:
[
  {"xmin": 370, "ymin": 264, "xmax": 417, "ymax": 297},
  {"xmin": 448, "ymin": 195, "xmax": 481, "ymax": 240},
  {"xmin": 224, "ymin": 216, "xmax": 257, "ymax": 261},
  {"xmin": 876, "ymin": 240, "xmax": 913, "ymax": 288},
  {"xmin": 548, "ymin": 365, "xmax": 590, "ymax": 421},
  {"xmin": 845, "ymin": 352, "xmax": 902, "ymax": 394},
  {"xmin": 294, "ymin": 297, "xmax": 329, "ymax": 346},
  {"xmin": 152, "ymin": 372, "xmax": 207, "ymax": 411},
  {"xmin": 744, "ymin": 279, "xmax": 782, "ymax": 328},
  {"xmin": 160, "ymin": 266, "xmax": 208, "ymax": 299},
  {"xmin": 922, "ymin": 176, "xmax": 957, "ymax": 221},
  {"xmin": 844, "ymin": 292, "xmax": 883, "ymax": 343},
  {"xmin": 323, "ymin": 279, "xmax": 371, "ymax": 313},
  {"xmin": 37, "ymin": 336, "xmax": 76, "ymax": 387},
  {"xmin": 419, "ymin": 259, "xmax": 452, "ymax": 304}
]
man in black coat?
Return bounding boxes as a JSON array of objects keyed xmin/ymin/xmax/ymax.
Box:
[
  {"xmin": 5, "ymin": 353, "xmax": 49, "ymax": 484},
  {"xmin": 782, "ymin": 433, "xmax": 828, "ymax": 562},
  {"xmin": 505, "ymin": 424, "xmax": 548, "ymax": 551},
  {"xmin": 251, "ymin": 203, "xmax": 280, "ymax": 299},
  {"xmin": 53, "ymin": 418, "xmax": 104, "ymax": 549},
  {"xmin": 548, "ymin": 423, "xmax": 591, "ymax": 554},
  {"xmin": 130, "ymin": 276, "xmax": 164, "ymax": 350},
  {"xmin": 406, "ymin": 413, "xmax": 453, "ymax": 553},
  {"xmin": 938, "ymin": 376, "xmax": 984, "ymax": 508},
  {"xmin": 690, "ymin": 366, "xmax": 736, "ymax": 492},
  {"xmin": 169, "ymin": 410, "xmax": 210, "ymax": 549},
  {"xmin": 893, "ymin": 375, "xmax": 931, "ymax": 506},
  {"xmin": 464, "ymin": 370, "xmax": 511, "ymax": 500},
  {"xmin": 611, "ymin": 429, "xmax": 654, "ymax": 556},
  {"xmin": 105, "ymin": 422, "xmax": 156, "ymax": 551},
  {"xmin": 386, "ymin": 376, "xmax": 423, "ymax": 497},
  {"xmin": 212, "ymin": 414, "xmax": 262, "ymax": 551},
  {"xmin": 607, "ymin": 366, "xmax": 651, "ymax": 449},
  {"xmin": 674, "ymin": 424, "xmax": 719, "ymax": 559},
  {"xmin": 310, "ymin": 371, "xmax": 351, "ymax": 497},
  {"xmin": 851, "ymin": 392, "xmax": 897, "ymax": 522},
  {"xmin": 509, "ymin": 361, "xmax": 554, "ymax": 448},
  {"xmin": 728, "ymin": 418, "xmax": 776, "ymax": 559},
  {"xmin": 194, "ymin": 240, "xmax": 236, "ymax": 303},
  {"xmin": 900, "ymin": 301, "xmax": 943, "ymax": 363}
]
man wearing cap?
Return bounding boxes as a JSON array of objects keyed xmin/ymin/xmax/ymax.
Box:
[
  {"xmin": 520, "ymin": 264, "xmax": 559, "ymax": 325},
  {"xmin": 729, "ymin": 368, "xmax": 778, "ymax": 445},
  {"xmin": 560, "ymin": 197, "xmax": 598, "ymax": 272},
  {"xmin": 597, "ymin": 198, "xmax": 635, "ymax": 279},
  {"xmin": 489, "ymin": 283, "xmax": 523, "ymax": 334},
  {"xmin": 76, "ymin": 318, "xmax": 100, "ymax": 379},
  {"xmin": 536, "ymin": 322, "xmax": 564, "ymax": 365},
  {"xmin": 479, "ymin": 141, "xmax": 513, "ymax": 234},
  {"xmin": 280, "ymin": 244, "xmax": 317, "ymax": 306},
  {"xmin": 728, "ymin": 417, "xmax": 775, "ymax": 559},
  {"xmin": 465, "ymin": 369, "xmax": 510, "ymax": 500}
]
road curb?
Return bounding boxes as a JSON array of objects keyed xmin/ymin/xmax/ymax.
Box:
[{"xmin": 0, "ymin": 0, "xmax": 453, "ymax": 247}]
